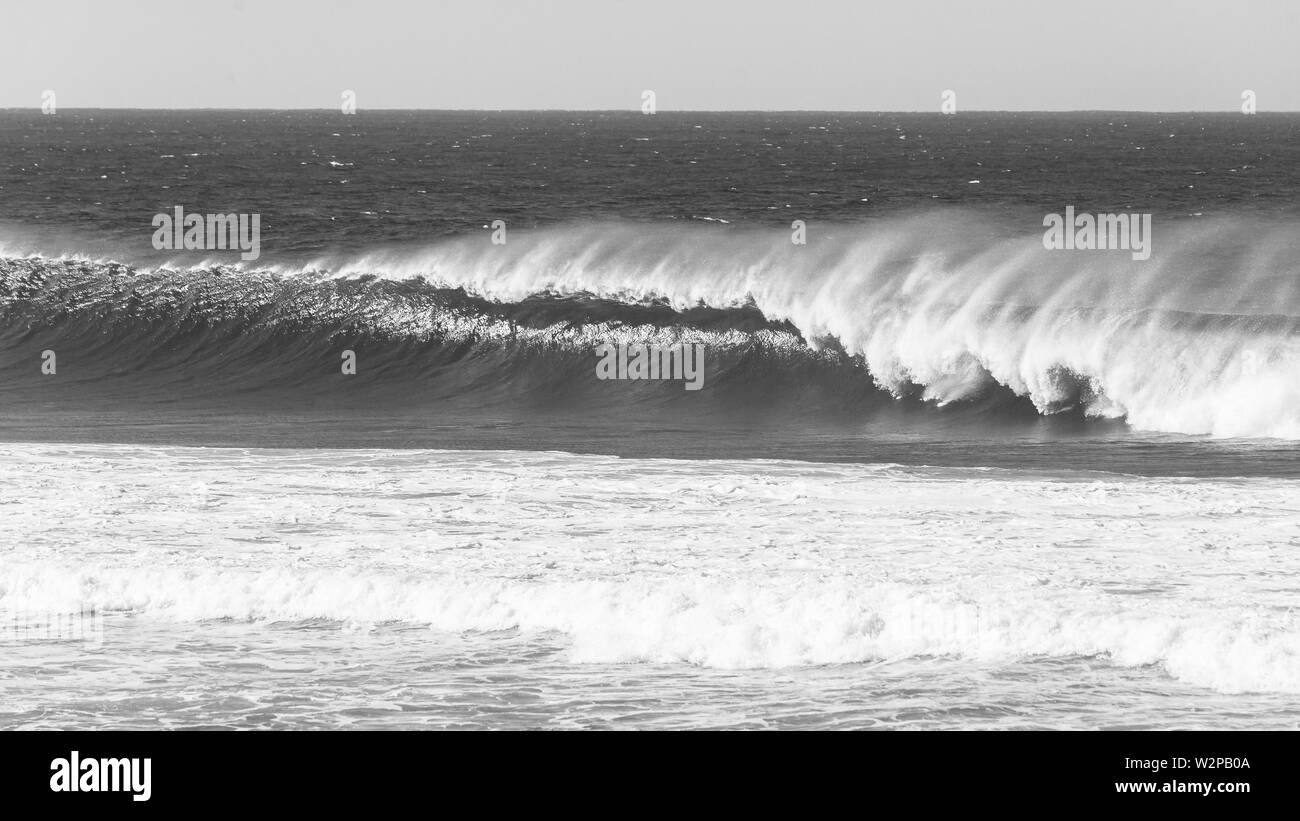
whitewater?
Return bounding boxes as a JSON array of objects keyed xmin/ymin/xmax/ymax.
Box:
[{"xmin": 2, "ymin": 443, "xmax": 1299, "ymax": 729}]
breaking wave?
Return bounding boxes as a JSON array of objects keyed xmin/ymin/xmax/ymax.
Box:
[
  {"xmin": 2, "ymin": 210, "xmax": 1298, "ymax": 438},
  {"xmin": 5, "ymin": 564, "xmax": 1299, "ymax": 694}
]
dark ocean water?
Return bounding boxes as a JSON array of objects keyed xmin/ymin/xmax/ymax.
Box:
[{"xmin": 1, "ymin": 110, "xmax": 1298, "ymax": 475}]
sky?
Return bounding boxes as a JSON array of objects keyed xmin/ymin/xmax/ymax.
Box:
[{"xmin": 2, "ymin": 0, "xmax": 1298, "ymax": 110}]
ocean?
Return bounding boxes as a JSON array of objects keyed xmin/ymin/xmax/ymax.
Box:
[{"xmin": 1, "ymin": 110, "xmax": 1298, "ymax": 729}]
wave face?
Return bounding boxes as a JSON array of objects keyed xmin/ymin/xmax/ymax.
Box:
[{"xmin": 4, "ymin": 211, "xmax": 1299, "ymax": 441}]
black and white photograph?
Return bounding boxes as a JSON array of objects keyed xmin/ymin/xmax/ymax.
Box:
[{"xmin": 0, "ymin": 0, "xmax": 1295, "ymax": 798}]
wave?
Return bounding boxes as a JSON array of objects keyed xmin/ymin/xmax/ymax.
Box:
[
  {"xmin": 4, "ymin": 563, "xmax": 1298, "ymax": 694},
  {"xmin": 3, "ymin": 210, "xmax": 1299, "ymax": 438}
]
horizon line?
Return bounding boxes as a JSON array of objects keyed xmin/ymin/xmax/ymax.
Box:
[{"xmin": 2, "ymin": 107, "xmax": 1296, "ymax": 114}]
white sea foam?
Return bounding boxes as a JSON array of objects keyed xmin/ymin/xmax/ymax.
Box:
[
  {"xmin": 3, "ymin": 565, "xmax": 1298, "ymax": 694},
  {"xmin": 2, "ymin": 443, "xmax": 1298, "ymax": 694}
]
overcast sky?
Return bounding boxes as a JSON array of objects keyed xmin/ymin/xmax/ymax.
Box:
[{"xmin": 3, "ymin": 0, "xmax": 1297, "ymax": 110}]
